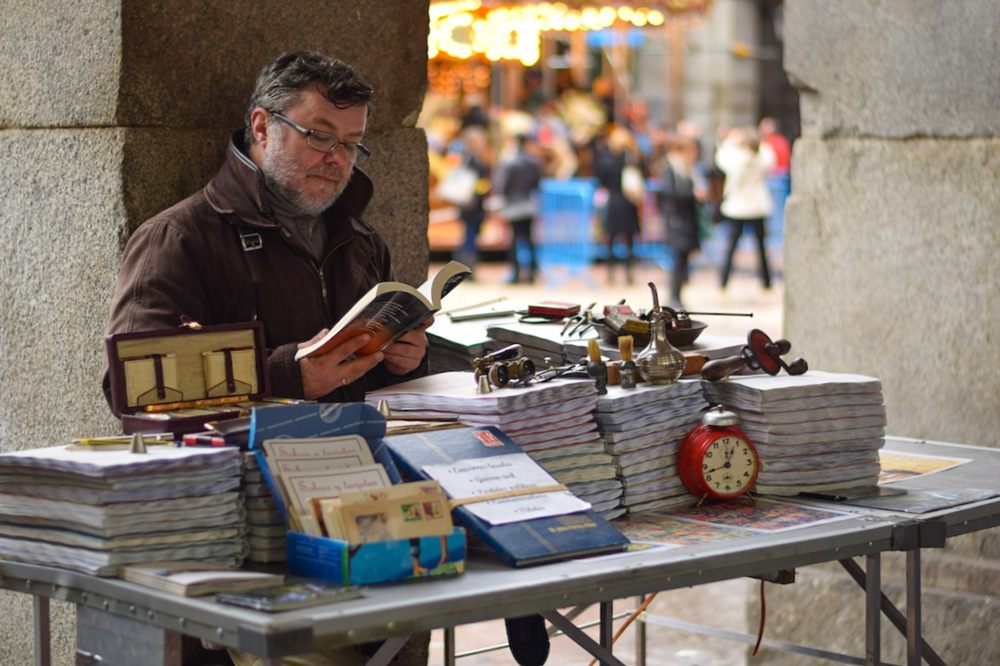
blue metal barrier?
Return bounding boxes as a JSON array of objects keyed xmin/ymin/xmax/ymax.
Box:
[
  {"xmin": 766, "ymin": 173, "xmax": 789, "ymax": 253},
  {"xmin": 537, "ymin": 178, "xmax": 598, "ymax": 287}
]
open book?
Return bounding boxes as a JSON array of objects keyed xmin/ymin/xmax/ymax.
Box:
[{"xmin": 295, "ymin": 260, "xmax": 471, "ymax": 360}]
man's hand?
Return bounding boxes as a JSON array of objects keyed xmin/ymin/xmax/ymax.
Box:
[
  {"xmin": 298, "ymin": 330, "xmax": 384, "ymax": 399},
  {"xmin": 382, "ymin": 316, "xmax": 434, "ymax": 375}
]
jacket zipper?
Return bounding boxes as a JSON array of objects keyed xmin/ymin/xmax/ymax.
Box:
[
  {"xmin": 317, "ymin": 236, "xmax": 353, "ymax": 323},
  {"xmin": 276, "ymin": 225, "xmax": 354, "ymax": 325}
]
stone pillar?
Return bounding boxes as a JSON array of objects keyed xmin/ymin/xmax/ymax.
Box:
[
  {"xmin": 0, "ymin": 1, "xmax": 429, "ymax": 662},
  {"xmin": 755, "ymin": 1, "xmax": 1000, "ymax": 663}
]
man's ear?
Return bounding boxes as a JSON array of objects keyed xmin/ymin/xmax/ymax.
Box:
[{"xmin": 249, "ymin": 108, "xmax": 271, "ymax": 146}]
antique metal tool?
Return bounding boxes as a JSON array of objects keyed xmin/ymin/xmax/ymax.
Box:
[
  {"xmin": 472, "ymin": 344, "xmax": 536, "ymax": 388},
  {"xmin": 701, "ymin": 328, "xmax": 808, "ymax": 382}
]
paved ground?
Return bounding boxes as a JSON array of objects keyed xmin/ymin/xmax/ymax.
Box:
[{"xmin": 423, "ymin": 248, "xmax": 782, "ymax": 666}]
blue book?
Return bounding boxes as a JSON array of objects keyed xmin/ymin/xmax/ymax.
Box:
[{"xmin": 385, "ymin": 426, "xmax": 629, "ymax": 567}]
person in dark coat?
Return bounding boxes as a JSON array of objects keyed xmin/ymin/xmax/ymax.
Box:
[
  {"xmin": 103, "ymin": 51, "xmax": 432, "ymax": 414},
  {"xmin": 594, "ymin": 125, "xmax": 644, "ymax": 285},
  {"xmin": 494, "ymin": 133, "xmax": 542, "ymax": 284},
  {"xmin": 657, "ymin": 136, "xmax": 708, "ymax": 309}
]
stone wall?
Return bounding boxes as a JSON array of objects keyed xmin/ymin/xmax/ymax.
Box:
[
  {"xmin": 755, "ymin": 1, "xmax": 1000, "ymax": 663},
  {"xmin": 0, "ymin": 1, "xmax": 430, "ymax": 663}
]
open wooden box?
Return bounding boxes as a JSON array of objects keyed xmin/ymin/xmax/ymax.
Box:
[{"xmin": 105, "ymin": 321, "xmax": 268, "ymax": 434}]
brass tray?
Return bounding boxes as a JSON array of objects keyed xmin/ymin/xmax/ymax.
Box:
[{"xmin": 591, "ymin": 319, "xmax": 707, "ymax": 349}]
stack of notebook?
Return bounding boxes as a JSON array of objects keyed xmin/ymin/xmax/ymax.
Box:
[
  {"xmin": 486, "ymin": 320, "xmax": 594, "ymax": 368},
  {"xmin": 368, "ymin": 371, "xmax": 625, "ymax": 519},
  {"xmin": 241, "ymin": 451, "xmax": 287, "ymax": 563},
  {"xmin": 701, "ymin": 371, "xmax": 887, "ymax": 496},
  {"xmin": 0, "ymin": 446, "xmax": 247, "ymax": 576},
  {"xmin": 426, "ymin": 311, "xmax": 508, "ymax": 373},
  {"xmin": 594, "ymin": 380, "xmax": 708, "ymax": 513}
]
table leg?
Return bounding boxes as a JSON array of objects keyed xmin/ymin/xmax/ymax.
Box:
[
  {"xmin": 906, "ymin": 548, "xmax": 920, "ymax": 666},
  {"xmin": 841, "ymin": 555, "xmax": 947, "ymax": 666},
  {"xmin": 865, "ymin": 552, "xmax": 881, "ymax": 666},
  {"xmin": 600, "ymin": 601, "xmax": 613, "ymax": 654},
  {"xmin": 34, "ymin": 596, "xmax": 50, "ymax": 666},
  {"xmin": 634, "ymin": 595, "xmax": 647, "ymax": 666},
  {"xmin": 540, "ymin": 608, "xmax": 627, "ymax": 666},
  {"xmin": 443, "ymin": 627, "xmax": 456, "ymax": 666},
  {"xmin": 364, "ymin": 635, "xmax": 409, "ymax": 666}
]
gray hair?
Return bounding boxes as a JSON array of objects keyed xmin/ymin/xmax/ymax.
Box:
[{"xmin": 244, "ymin": 51, "xmax": 375, "ymax": 146}]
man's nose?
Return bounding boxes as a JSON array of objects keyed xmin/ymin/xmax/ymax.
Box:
[{"xmin": 323, "ymin": 147, "xmax": 350, "ymax": 167}]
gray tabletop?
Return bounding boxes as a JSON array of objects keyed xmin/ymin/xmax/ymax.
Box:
[{"xmin": 2, "ymin": 435, "xmax": 997, "ymax": 659}]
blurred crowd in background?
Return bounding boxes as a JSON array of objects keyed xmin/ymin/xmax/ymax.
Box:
[{"xmin": 420, "ymin": 82, "xmax": 791, "ymax": 308}]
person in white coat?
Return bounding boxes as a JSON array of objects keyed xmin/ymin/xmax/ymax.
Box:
[{"xmin": 714, "ymin": 126, "xmax": 775, "ymax": 289}]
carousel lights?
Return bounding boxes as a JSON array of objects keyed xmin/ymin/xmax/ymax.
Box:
[{"xmin": 429, "ymin": 2, "xmax": 687, "ymax": 64}]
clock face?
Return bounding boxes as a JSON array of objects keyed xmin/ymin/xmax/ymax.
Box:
[{"xmin": 698, "ymin": 434, "xmax": 758, "ymax": 498}]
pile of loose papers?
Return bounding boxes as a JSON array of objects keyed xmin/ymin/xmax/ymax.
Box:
[
  {"xmin": 594, "ymin": 380, "xmax": 708, "ymax": 513},
  {"xmin": 368, "ymin": 371, "xmax": 625, "ymax": 519},
  {"xmin": 0, "ymin": 446, "xmax": 247, "ymax": 576},
  {"xmin": 701, "ymin": 371, "xmax": 886, "ymax": 496}
]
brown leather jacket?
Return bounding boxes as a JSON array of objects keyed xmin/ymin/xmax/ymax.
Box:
[{"xmin": 102, "ymin": 132, "xmax": 425, "ymax": 414}]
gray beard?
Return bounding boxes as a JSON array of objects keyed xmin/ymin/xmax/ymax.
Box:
[{"xmin": 260, "ymin": 146, "xmax": 347, "ymax": 217}]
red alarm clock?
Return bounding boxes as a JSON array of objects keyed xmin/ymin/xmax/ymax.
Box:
[{"xmin": 679, "ymin": 405, "xmax": 760, "ymax": 500}]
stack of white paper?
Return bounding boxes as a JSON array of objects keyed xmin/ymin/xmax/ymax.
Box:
[
  {"xmin": 368, "ymin": 371, "xmax": 625, "ymax": 519},
  {"xmin": 0, "ymin": 446, "xmax": 247, "ymax": 576},
  {"xmin": 486, "ymin": 320, "xmax": 594, "ymax": 367},
  {"xmin": 241, "ymin": 451, "xmax": 287, "ymax": 563},
  {"xmin": 427, "ymin": 312, "xmax": 511, "ymax": 373},
  {"xmin": 594, "ymin": 380, "xmax": 708, "ymax": 514},
  {"xmin": 701, "ymin": 371, "xmax": 887, "ymax": 496}
]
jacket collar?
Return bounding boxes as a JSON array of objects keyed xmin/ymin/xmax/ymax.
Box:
[{"xmin": 205, "ymin": 131, "xmax": 375, "ymax": 232}]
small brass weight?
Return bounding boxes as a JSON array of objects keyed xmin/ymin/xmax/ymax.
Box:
[{"xmin": 635, "ymin": 282, "xmax": 686, "ymax": 384}]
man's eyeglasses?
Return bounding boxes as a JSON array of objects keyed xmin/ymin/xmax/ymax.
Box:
[{"xmin": 271, "ymin": 113, "xmax": 371, "ymax": 165}]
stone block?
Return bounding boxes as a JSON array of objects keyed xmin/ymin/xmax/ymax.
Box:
[
  {"xmin": 0, "ymin": 2, "xmax": 120, "ymax": 127},
  {"xmin": 785, "ymin": 0, "xmax": 1000, "ymax": 137},
  {"xmin": 784, "ymin": 136, "xmax": 1000, "ymax": 448},
  {"xmin": 0, "ymin": 129, "xmax": 126, "ymax": 449},
  {"xmin": 117, "ymin": 1, "xmax": 429, "ymax": 134},
  {"xmin": 362, "ymin": 127, "xmax": 431, "ymax": 285}
]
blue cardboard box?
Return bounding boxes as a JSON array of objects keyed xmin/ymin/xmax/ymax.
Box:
[
  {"xmin": 248, "ymin": 403, "xmax": 465, "ymax": 585},
  {"xmin": 286, "ymin": 528, "xmax": 466, "ymax": 585}
]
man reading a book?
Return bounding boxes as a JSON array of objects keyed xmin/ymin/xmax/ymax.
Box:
[
  {"xmin": 103, "ymin": 50, "xmax": 432, "ymax": 665},
  {"xmin": 102, "ymin": 51, "xmax": 431, "ymax": 413}
]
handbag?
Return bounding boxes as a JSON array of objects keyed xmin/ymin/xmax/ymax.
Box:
[
  {"xmin": 436, "ymin": 161, "xmax": 478, "ymax": 209},
  {"xmin": 621, "ymin": 163, "xmax": 645, "ymax": 206}
]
